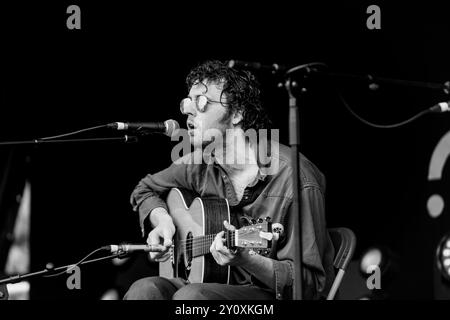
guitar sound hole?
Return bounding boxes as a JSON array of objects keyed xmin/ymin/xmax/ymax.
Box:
[{"xmin": 184, "ymin": 232, "xmax": 193, "ymax": 271}]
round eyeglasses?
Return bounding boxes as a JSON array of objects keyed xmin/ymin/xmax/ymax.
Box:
[{"xmin": 180, "ymin": 95, "xmax": 226, "ymax": 114}]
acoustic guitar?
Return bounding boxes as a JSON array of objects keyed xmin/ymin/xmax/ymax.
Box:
[{"xmin": 159, "ymin": 188, "xmax": 278, "ymax": 284}]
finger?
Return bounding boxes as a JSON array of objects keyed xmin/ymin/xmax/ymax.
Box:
[
  {"xmin": 217, "ymin": 244, "xmax": 231, "ymax": 256},
  {"xmin": 214, "ymin": 231, "xmax": 226, "ymax": 251},
  {"xmin": 149, "ymin": 239, "xmax": 171, "ymax": 260},
  {"xmin": 210, "ymin": 239, "xmax": 219, "ymax": 254},
  {"xmin": 149, "ymin": 252, "xmax": 158, "ymax": 260},
  {"xmin": 155, "ymin": 254, "xmax": 170, "ymax": 262},
  {"xmin": 210, "ymin": 233, "xmax": 224, "ymax": 253},
  {"xmin": 156, "ymin": 250, "xmax": 171, "ymax": 258},
  {"xmin": 162, "ymin": 229, "xmax": 173, "ymax": 247},
  {"xmin": 223, "ymin": 220, "xmax": 236, "ymax": 231},
  {"xmin": 214, "ymin": 231, "xmax": 225, "ymax": 241},
  {"xmin": 147, "ymin": 231, "xmax": 160, "ymax": 246},
  {"xmin": 210, "ymin": 248, "xmax": 226, "ymax": 266},
  {"xmin": 152, "ymin": 248, "xmax": 171, "ymax": 261}
]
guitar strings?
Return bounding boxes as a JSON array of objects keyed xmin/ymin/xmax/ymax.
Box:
[
  {"xmin": 171, "ymin": 227, "xmax": 265, "ymax": 254},
  {"xmin": 177, "ymin": 229, "xmax": 257, "ymax": 249},
  {"xmin": 175, "ymin": 234, "xmax": 235, "ymax": 253},
  {"xmin": 175, "ymin": 229, "xmax": 262, "ymax": 253},
  {"xmin": 177, "ymin": 235, "xmax": 234, "ymax": 251}
]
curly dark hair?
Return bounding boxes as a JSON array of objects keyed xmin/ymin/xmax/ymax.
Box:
[{"xmin": 185, "ymin": 60, "xmax": 271, "ymax": 131}]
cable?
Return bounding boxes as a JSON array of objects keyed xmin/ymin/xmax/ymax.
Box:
[
  {"xmin": 285, "ymin": 62, "xmax": 328, "ymax": 76},
  {"xmin": 43, "ymin": 247, "xmax": 106, "ymax": 278},
  {"xmin": 284, "ymin": 62, "xmax": 445, "ymax": 128},
  {"xmin": 37, "ymin": 124, "xmax": 108, "ymax": 141},
  {"xmin": 336, "ymin": 90, "xmax": 432, "ymax": 129}
]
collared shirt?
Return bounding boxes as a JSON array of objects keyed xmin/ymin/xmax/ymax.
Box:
[{"xmin": 130, "ymin": 142, "xmax": 335, "ymax": 300}]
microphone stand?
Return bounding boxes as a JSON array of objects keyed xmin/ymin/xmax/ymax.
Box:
[
  {"xmin": 0, "ymin": 135, "xmax": 139, "ymax": 147},
  {"xmin": 0, "ymin": 251, "xmax": 131, "ymax": 299},
  {"xmin": 321, "ymin": 72, "xmax": 450, "ymax": 93},
  {"xmin": 0, "ymin": 135, "xmax": 138, "ymax": 300},
  {"xmin": 284, "ymin": 74, "xmax": 306, "ymax": 300},
  {"xmin": 0, "ymin": 251, "xmax": 131, "ymax": 286},
  {"xmin": 281, "ymin": 65, "xmax": 448, "ymax": 301}
]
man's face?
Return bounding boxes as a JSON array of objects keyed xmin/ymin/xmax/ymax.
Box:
[{"xmin": 181, "ymin": 80, "xmax": 234, "ymax": 149}]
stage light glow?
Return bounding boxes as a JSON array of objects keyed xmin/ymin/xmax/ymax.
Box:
[
  {"xmin": 436, "ymin": 233, "xmax": 450, "ymax": 282},
  {"xmin": 360, "ymin": 247, "xmax": 383, "ymax": 274},
  {"xmin": 443, "ymin": 249, "xmax": 450, "ymax": 257}
]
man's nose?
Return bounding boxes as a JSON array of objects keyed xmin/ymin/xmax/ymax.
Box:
[{"xmin": 180, "ymin": 99, "xmax": 197, "ymax": 116}]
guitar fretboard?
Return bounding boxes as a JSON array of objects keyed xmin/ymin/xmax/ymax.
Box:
[{"xmin": 179, "ymin": 232, "xmax": 235, "ymax": 258}]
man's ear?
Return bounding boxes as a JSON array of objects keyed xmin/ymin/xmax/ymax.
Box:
[{"xmin": 231, "ymin": 110, "xmax": 243, "ymax": 126}]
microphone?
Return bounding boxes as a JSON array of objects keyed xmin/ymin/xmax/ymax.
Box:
[
  {"xmin": 107, "ymin": 119, "xmax": 180, "ymax": 137},
  {"xmin": 429, "ymin": 101, "xmax": 450, "ymax": 113},
  {"xmin": 227, "ymin": 60, "xmax": 286, "ymax": 74},
  {"xmin": 104, "ymin": 244, "xmax": 166, "ymax": 253}
]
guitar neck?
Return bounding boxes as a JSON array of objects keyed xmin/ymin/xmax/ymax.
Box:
[{"xmin": 188, "ymin": 232, "xmax": 235, "ymax": 258}]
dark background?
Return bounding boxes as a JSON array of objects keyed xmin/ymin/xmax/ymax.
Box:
[{"xmin": 1, "ymin": 1, "xmax": 449, "ymax": 299}]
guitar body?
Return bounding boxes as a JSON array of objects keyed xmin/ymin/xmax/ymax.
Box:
[{"xmin": 159, "ymin": 188, "xmax": 231, "ymax": 284}]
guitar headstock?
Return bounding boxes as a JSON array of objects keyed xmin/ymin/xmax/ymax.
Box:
[{"xmin": 233, "ymin": 217, "xmax": 274, "ymax": 255}]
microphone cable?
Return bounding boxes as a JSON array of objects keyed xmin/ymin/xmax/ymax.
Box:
[
  {"xmin": 43, "ymin": 246, "xmax": 119, "ymax": 278},
  {"xmin": 37, "ymin": 124, "xmax": 109, "ymax": 141},
  {"xmin": 283, "ymin": 61, "xmax": 448, "ymax": 129},
  {"xmin": 336, "ymin": 90, "xmax": 445, "ymax": 129}
]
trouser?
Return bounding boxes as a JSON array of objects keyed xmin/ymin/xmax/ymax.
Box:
[{"xmin": 123, "ymin": 276, "xmax": 275, "ymax": 300}]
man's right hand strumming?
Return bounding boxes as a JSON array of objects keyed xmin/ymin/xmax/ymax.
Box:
[{"xmin": 147, "ymin": 208, "xmax": 175, "ymax": 262}]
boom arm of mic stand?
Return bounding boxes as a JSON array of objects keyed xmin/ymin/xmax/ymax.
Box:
[
  {"xmin": 303, "ymin": 69, "xmax": 450, "ymax": 94},
  {"xmin": 281, "ymin": 63, "xmax": 449, "ymax": 301},
  {"xmin": 0, "ymin": 135, "xmax": 139, "ymax": 147},
  {"xmin": 283, "ymin": 62, "xmax": 449, "ymax": 94},
  {"xmin": 0, "ymin": 251, "xmax": 131, "ymax": 287}
]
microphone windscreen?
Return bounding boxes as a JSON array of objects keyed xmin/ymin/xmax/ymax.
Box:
[{"xmin": 165, "ymin": 119, "xmax": 180, "ymax": 137}]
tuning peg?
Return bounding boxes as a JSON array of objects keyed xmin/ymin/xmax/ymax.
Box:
[
  {"xmin": 257, "ymin": 249, "xmax": 262, "ymax": 255},
  {"xmin": 271, "ymin": 223, "xmax": 284, "ymax": 241},
  {"xmin": 251, "ymin": 219, "xmax": 257, "ymax": 225},
  {"xmin": 272, "ymin": 223, "xmax": 284, "ymax": 234},
  {"xmin": 257, "ymin": 218, "xmax": 263, "ymax": 223},
  {"xmin": 265, "ymin": 217, "xmax": 271, "ymax": 222}
]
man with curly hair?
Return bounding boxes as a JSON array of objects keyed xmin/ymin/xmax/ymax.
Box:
[{"xmin": 124, "ymin": 60, "xmax": 335, "ymax": 300}]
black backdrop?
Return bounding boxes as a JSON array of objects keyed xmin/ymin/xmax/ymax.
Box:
[{"xmin": 1, "ymin": 1, "xmax": 449, "ymax": 299}]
